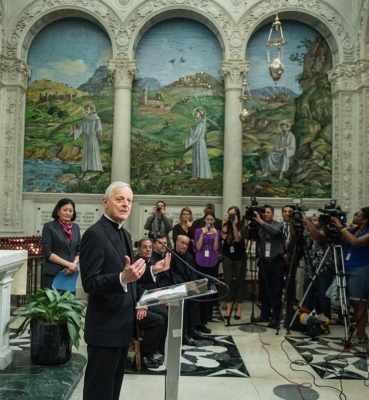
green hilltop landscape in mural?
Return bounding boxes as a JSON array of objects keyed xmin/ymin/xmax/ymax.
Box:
[
  {"xmin": 242, "ymin": 35, "xmax": 332, "ymax": 198},
  {"xmin": 24, "ymin": 66, "xmax": 114, "ymax": 193},
  {"xmin": 130, "ymin": 72, "xmax": 224, "ymax": 196}
]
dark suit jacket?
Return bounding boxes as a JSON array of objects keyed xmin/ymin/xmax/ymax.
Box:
[
  {"xmin": 41, "ymin": 220, "xmax": 81, "ymax": 276},
  {"xmin": 151, "ymin": 251, "xmax": 176, "ymax": 287},
  {"xmin": 170, "ymin": 249, "xmax": 199, "ymax": 284},
  {"xmin": 80, "ymin": 215, "xmax": 136, "ymax": 348}
]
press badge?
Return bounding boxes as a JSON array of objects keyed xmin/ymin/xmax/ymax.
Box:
[
  {"xmin": 265, "ymin": 242, "xmax": 271, "ymax": 258},
  {"xmin": 346, "ymin": 252, "xmax": 351, "ymax": 261},
  {"xmin": 205, "ymin": 250, "xmax": 210, "ymax": 257},
  {"xmin": 230, "ymin": 246, "xmax": 235, "ymax": 253}
]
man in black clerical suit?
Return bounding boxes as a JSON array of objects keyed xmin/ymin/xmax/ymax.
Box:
[
  {"xmin": 150, "ymin": 235, "xmax": 176, "ymax": 287},
  {"xmin": 80, "ymin": 182, "xmax": 170, "ymax": 400},
  {"xmin": 135, "ymin": 238, "xmax": 169, "ymax": 358},
  {"xmin": 171, "ymin": 235, "xmax": 212, "ymax": 344}
]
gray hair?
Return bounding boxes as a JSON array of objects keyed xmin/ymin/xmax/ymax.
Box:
[
  {"xmin": 104, "ymin": 181, "xmax": 132, "ymax": 198},
  {"xmin": 176, "ymin": 235, "xmax": 189, "ymax": 243}
]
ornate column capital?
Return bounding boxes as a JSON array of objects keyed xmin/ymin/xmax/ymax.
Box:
[
  {"xmin": 0, "ymin": 57, "xmax": 31, "ymax": 88},
  {"xmin": 355, "ymin": 59, "xmax": 369, "ymax": 87},
  {"xmin": 327, "ymin": 63, "xmax": 356, "ymax": 93},
  {"xmin": 108, "ymin": 59, "xmax": 138, "ymax": 90},
  {"xmin": 220, "ymin": 61, "xmax": 250, "ymax": 90}
]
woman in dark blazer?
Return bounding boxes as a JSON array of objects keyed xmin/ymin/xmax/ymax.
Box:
[{"xmin": 41, "ymin": 198, "xmax": 81, "ymax": 289}]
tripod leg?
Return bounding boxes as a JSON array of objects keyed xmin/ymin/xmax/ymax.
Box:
[
  {"xmin": 277, "ymin": 242, "xmax": 298, "ymax": 334},
  {"xmin": 287, "ymin": 246, "xmax": 329, "ymax": 331},
  {"xmin": 258, "ymin": 260, "xmax": 276, "ymax": 322}
]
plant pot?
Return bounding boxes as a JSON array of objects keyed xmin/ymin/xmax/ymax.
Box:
[{"xmin": 30, "ymin": 320, "xmax": 71, "ymax": 365}]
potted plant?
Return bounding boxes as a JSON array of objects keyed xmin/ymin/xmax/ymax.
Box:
[{"xmin": 6, "ymin": 287, "xmax": 85, "ymax": 365}]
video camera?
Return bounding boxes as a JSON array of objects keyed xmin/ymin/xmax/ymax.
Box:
[
  {"xmin": 245, "ymin": 196, "xmax": 265, "ymax": 221},
  {"xmin": 289, "ymin": 200, "xmax": 309, "ymax": 227},
  {"xmin": 318, "ymin": 199, "xmax": 347, "ymax": 240}
]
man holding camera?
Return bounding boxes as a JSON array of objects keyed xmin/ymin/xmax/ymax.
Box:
[
  {"xmin": 144, "ymin": 201, "xmax": 173, "ymax": 247},
  {"xmin": 251, "ymin": 205, "xmax": 284, "ymax": 327}
]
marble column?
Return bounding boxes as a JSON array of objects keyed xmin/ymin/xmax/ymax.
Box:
[
  {"xmin": 108, "ymin": 59, "xmax": 138, "ymax": 185},
  {"xmin": 0, "ymin": 250, "xmax": 28, "ymax": 370},
  {"xmin": 220, "ymin": 61, "xmax": 250, "ymax": 216},
  {"xmin": 328, "ymin": 62, "xmax": 367, "ymax": 215},
  {"xmin": 0, "ymin": 58, "xmax": 31, "ymax": 234}
]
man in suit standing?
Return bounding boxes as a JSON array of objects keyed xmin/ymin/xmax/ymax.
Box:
[{"xmin": 80, "ymin": 181, "xmax": 169, "ymax": 400}]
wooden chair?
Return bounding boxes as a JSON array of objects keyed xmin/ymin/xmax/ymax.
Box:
[{"xmin": 130, "ymin": 326, "xmax": 145, "ymax": 370}]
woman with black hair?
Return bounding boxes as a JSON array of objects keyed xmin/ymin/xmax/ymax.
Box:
[
  {"xmin": 221, "ymin": 206, "xmax": 247, "ymax": 321},
  {"xmin": 194, "ymin": 210, "xmax": 222, "ymax": 323},
  {"xmin": 41, "ymin": 198, "xmax": 81, "ymax": 289},
  {"xmin": 332, "ymin": 207, "xmax": 369, "ymax": 345}
]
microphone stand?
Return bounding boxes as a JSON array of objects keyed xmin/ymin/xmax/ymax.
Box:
[{"xmin": 148, "ymin": 232, "xmax": 228, "ymax": 291}]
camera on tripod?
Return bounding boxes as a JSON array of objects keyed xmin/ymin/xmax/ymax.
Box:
[
  {"xmin": 318, "ymin": 199, "xmax": 347, "ymax": 239},
  {"xmin": 245, "ymin": 196, "xmax": 265, "ymax": 221},
  {"xmin": 289, "ymin": 200, "xmax": 309, "ymax": 225}
]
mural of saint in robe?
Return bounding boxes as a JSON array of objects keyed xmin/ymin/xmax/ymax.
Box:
[
  {"xmin": 184, "ymin": 108, "xmax": 212, "ymax": 179},
  {"xmin": 69, "ymin": 103, "xmax": 103, "ymax": 172},
  {"xmin": 260, "ymin": 120, "xmax": 296, "ymax": 180}
]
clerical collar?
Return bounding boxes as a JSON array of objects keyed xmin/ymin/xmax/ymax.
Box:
[{"xmin": 104, "ymin": 214, "xmax": 123, "ymax": 229}]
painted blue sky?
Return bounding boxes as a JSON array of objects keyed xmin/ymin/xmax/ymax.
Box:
[
  {"xmin": 246, "ymin": 21, "xmax": 321, "ymax": 94},
  {"xmin": 135, "ymin": 19, "xmax": 223, "ymax": 86},
  {"xmin": 27, "ymin": 18, "xmax": 112, "ymax": 88}
]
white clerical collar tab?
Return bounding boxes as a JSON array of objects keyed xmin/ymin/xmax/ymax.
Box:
[{"xmin": 104, "ymin": 214, "xmax": 124, "ymax": 229}]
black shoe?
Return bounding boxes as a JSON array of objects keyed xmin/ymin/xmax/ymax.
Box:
[
  {"xmin": 141, "ymin": 355, "xmax": 159, "ymax": 368},
  {"xmin": 191, "ymin": 329, "xmax": 212, "ymax": 340},
  {"xmin": 149, "ymin": 355, "xmax": 163, "ymax": 365},
  {"xmin": 267, "ymin": 319, "xmax": 279, "ymax": 328},
  {"xmin": 182, "ymin": 334, "xmax": 198, "ymax": 346},
  {"xmin": 197, "ymin": 324, "xmax": 212, "ymax": 334}
]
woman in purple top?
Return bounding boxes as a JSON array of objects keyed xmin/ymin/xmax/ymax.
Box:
[{"xmin": 194, "ymin": 211, "xmax": 222, "ymax": 322}]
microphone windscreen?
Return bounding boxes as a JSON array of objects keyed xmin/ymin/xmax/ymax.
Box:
[{"xmin": 148, "ymin": 231, "xmax": 157, "ymax": 239}]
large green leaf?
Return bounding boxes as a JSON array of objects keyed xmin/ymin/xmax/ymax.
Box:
[{"xmin": 5, "ymin": 287, "xmax": 85, "ymax": 350}]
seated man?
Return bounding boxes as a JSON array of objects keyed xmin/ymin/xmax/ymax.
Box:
[
  {"xmin": 171, "ymin": 235, "xmax": 213, "ymax": 343},
  {"xmin": 150, "ymin": 235, "xmax": 176, "ymax": 287},
  {"xmin": 135, "ymin": 238, "xmax": 169, "ymax": 357}
]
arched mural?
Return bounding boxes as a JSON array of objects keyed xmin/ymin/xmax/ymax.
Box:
[
  {"xmin": 243, "ymin": 21, "xmax": 332, "ymax": 198},
  {"xmin": 131, "ymin": 18, "xmax": 224, "ymax": 196},
  {"xmin": 23, "ymin": 18, "xmax": 113, "ymax": 194}
]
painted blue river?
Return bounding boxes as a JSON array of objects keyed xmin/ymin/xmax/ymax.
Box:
[{"xmin": 23, "ymin": 158, "xmax": 80, "ymax": 193}]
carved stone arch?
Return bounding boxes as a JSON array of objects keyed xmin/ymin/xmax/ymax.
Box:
[
  {"xmin": 120, "ymin": 2, "xmax": 236, "ymax": 60},
  {"xmin": 4, "ymin": 1, "xmax": 124, "ymax": 61},
  {"xmin": 239, "ymin": 1, "xmax": 356, "ymax": 65},
  {"xmin": 0, "ymin": 0, "xmax": 3, "ymax": 55},
  {"xmin": 360, "ymin": 0, "xmax": 369, "ymax": 59}
]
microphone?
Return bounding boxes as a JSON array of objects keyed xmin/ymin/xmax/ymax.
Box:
[
  {"xmin": 148, "ymin": 231, "xmax": 157, "ymax": 239},
  {"xmin": 148, "ymin": 232, "xmax": 227, "ymax": 288}
]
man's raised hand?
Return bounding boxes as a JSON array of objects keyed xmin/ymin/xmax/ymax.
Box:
[{"xmin": 121, "ymin": 256, "xmax": 146, "ymax": 285}]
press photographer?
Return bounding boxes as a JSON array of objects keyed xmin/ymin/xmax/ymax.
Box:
[
  {"xmin": 331, "ymin": 207, "xmax": 369, "ymax": 345},
  {"xmin": 144, "ymin": 200, "xmax": 173, "ymax": 247},
  {"xmin": 245, "ymin": 204, "xmax": 284, "ymax": 328}
]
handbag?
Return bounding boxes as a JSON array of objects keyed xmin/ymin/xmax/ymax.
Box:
[{"xmin": 325, "ymin": 278, "xmax": 341, "ymax": 307}]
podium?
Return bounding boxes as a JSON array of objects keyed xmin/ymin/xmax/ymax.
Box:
[{"xmin": 137, "ymin": 278, "xmax": 217, "ymax": 400}]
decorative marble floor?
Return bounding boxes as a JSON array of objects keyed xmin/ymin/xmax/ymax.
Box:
[
  {"xmin": 0, "ymin": 350, "xmax": 86, "ymax": 400},
  {"xmin": 5, "ymin": 301, "xmax": 369, "ymax": 399},
  {"xmin": 125, "ymin": 335, "xmax": 249, "ymax": 377},
  {"xmin": 286, "ymin": 336, "xmax": 369, "ymax": 380}
]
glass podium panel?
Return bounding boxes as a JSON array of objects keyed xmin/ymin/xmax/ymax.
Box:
[{"xmin": 137, "ymin": 278, "xmax": 217, "ymax": 309}]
